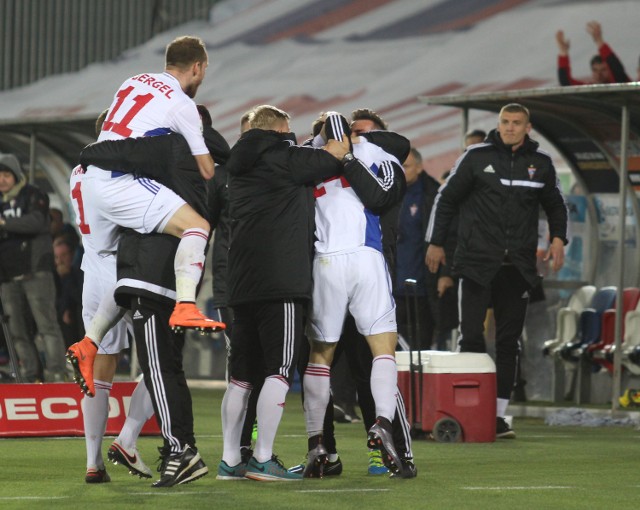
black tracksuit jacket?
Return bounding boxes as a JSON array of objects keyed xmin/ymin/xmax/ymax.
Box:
[
  {"xmin": 226, "ymin": 129, "xmax": 342, "ymax": 306},
  {"xmin": 427, "ymin": 129, "xmax": 568, "ymax": 288}
]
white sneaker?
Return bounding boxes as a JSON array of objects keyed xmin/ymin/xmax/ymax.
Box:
[{"xmin": 107, "ymin": 440, "xmax": 153, "ymax": 478}]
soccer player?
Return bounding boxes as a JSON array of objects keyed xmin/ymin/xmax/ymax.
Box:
[
  {"xmin": 289, "ymin": 112, "xmax": 416, "ymax": 479},
  {"xmin": 70, "ymin": 111, "xmax": 155, "ymax": 484},
  {"xmin": 78, "ymin": 104, "xmax": 231, "ymax": 487},
  {"xmin": 302, "ymin": 112, "xmax": 407, "ymax": 475},
  {"xmin": 66, "ymin": 35, "xmax": 223, "ymax": 399}
]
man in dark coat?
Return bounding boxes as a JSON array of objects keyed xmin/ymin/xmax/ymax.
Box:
[{"xmin": 426, "ymin": 103, "xmax": 567, "ymax": 439}]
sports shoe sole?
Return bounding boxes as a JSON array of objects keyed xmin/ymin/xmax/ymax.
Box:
[
  {"xmin": 152, "ymin": 450, "xmax": 209, "ymax": 488},
  {"xmin": 66, "ymin": 351, "xmax": 94, "ymax": 397},
  {"xmin": 367, "ymin": 425, "xmax": 402, "ymax": 474},
  {"xmin": 245, "ymin": 472, "xmax": 302, "ymax": 482},
  {"xmin": 216, "ymin": 461, "xmax": 248, "ymax": 481},
  {"xmin": 176, "ymin": 451, "xmax": 209, "ymax": 486},
  {"xmin": 303, "ymin": 446, "xmax": 328, "ymax": 478},
  {"xmin": 177, "ymin": 465, "xmax": 209, "ymax": 485},
  {"xmin": 216, "ymin": 474, "xmax": 248, "ymax": 481}
]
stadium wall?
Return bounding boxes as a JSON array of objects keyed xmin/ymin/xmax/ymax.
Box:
[{"xmin": 0, "ymin": 0, "xmax": 220, "ymax": 91}]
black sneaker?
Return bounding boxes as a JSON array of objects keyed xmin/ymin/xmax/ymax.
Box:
[
  {"xmin": 324, "ymin": 456, "xmax": 343, "ymax": 476},
  {"xmin": 390, "ymin": 459, "xmax": 418, "ymax": 479},
  {"xmin": 496, "ymin": 417, "xmax": 516, "ymax": 439},
  {"xmin": 367, "ymin": 417, "xmax": 402, "ymax": 473},
  {"xmin": 152, "ymin": 444, "xmax": 208, "ymax": 487}
]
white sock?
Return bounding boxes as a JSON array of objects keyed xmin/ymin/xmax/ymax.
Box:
[
  {"xmin": 116, "ymin": 379, "xmax": 154, "ymax": 450},
  {"xmin": 86, "ymin": 288, "xmax": 126, "ymax": 347},
  {"xmin": 497, "ymin": 398, "xmax": 509, "ymax": 418},
  {"xmin": 370, "ymin": 355, "xmax": 397, "ymax": 421},
  {"xmin": 83, "ymin": 379, "xmax": 112, "ymax": 469},
  {"xmin": 174, "ymin": 227, "xmax": 208, "ymax": 302},
  {"xmin": 221, "ymin": 379, "xmax": 252, "ymax": 466},
  {"xmin": 254, "ymin": 375, "xmax": 290, "ymax": 463},
  {"xmin": 303, "ymin": 363, "xmax": 331, "ymax": 437}
]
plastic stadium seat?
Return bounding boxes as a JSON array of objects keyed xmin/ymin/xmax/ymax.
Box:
[
  {"xmin": 587, "ymin": 288, "xmax": 640, "ymax": 373},
  {"xmin": 543, "ymin": 285, "xmax": 597, "ymax": 356},
  {"xmin": 559, "ymin": 286, "xmax": 617, "ymax": 363}
]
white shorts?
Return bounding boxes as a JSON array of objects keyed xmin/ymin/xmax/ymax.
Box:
[
  {"xmin": 81, "ymin": 251, "xmax": 132, "ymax": 355},
  {"xmin": 306, "ymin": 248, "xmax": 397, "ymax": 343},
  {"xmin": 82, "ymin": 167, "xmax": 185, "ymax": 254}
]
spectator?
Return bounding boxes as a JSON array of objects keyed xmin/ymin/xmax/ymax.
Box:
[
  {"xmin": 53, "ymin": 237, "xmax": 84, "ymax": 348},
  {"xmin": 394, "ymin": 147, "xmax": 440, "ymax": 350},
  {"xmin": 426, "ymin": 104, "xmax": 568, "ymax": 439},
  {"xmin": 464, "ymin": 129, "xmax": 486, "ymax": 147},
  {"xmin": 49, "ymin": 206, "xmax": 83, "ymax": 268},
  {"xmin": 0, "ymin": 153, "xmax": 68, "ymax": 382},
  {"xmin": 556, "ymin": 21, "xmax": 631, "ymax": 86}
]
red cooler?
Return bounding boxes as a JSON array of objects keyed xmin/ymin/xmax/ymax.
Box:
[{"xmin": 396, "ymin": 351, "xmax": 496, "ymax": 443}]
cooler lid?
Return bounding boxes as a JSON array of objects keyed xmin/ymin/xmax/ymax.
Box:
[{"xmin": 395, "ymin": 350, "xmax": 496, "ymax": 374}]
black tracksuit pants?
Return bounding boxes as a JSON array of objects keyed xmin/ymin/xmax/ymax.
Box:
[
  {"xmin": 131, "ymin": 297, "xmax": 195, "ymax": 455},
  {"xmin": 458, "ymin": 265, "xmax": 530, "ymax": 400}
]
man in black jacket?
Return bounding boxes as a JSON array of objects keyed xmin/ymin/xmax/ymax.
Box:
[
  {"xmin": 426, "ymin": 103, "xmax": 567, "ymax": 438},
  {"xmin": 218, "ymin": 105, "xmax": 357, "ymax": 482}
]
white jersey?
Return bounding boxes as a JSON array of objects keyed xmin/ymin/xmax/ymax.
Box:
[
  {"xmin": 307, "ymin": 139, "xmax": 399, "ymax": 342},
  {"xmin": 313, "ymin": 139, "xmax": 400, "ymax": 255},
  {"xmin": 98, "ymin": 71, "xmax": 207, "ymax": 156},
  {"xmin": 77, "ymin": 72, "xmax": 200, "ymax": 255},
  {"xmin": 69, "ymin": 164, "xmax": 100, "ymax": 259},
  {"xmin": 69, "ymin": 164, "xmax": 131, "ymax": 354}
]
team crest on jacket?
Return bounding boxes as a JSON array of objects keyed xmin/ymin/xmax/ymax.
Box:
[{"xmin": 527, "ymin": 165, "xmax": 537, "ymax": 179}]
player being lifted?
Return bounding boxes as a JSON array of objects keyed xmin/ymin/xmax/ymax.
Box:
[{"xmin": 66, "ymin": 36, "xmax": 224, "ymax": 398}]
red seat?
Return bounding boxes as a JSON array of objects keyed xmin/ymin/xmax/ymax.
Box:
[{"xmin": 588, "ymin": 288, "xmax": 640, "ymax": 373}]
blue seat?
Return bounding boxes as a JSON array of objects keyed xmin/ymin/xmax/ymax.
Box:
[{"xmin": 560, "ymin": 286, "xmax": 617, "ymax": 362}]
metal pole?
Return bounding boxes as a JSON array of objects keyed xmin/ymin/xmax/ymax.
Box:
[
  {"xmin": 29, "ymin": 129, "xmax": 37, "ymax": 183},
  {"xmin": 461, "ymin": 108, "xmax": 469, "ymax": 151},
  {"xmin": 611, "ymin": 103, "xmax": 629, "ymax": 412}
]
